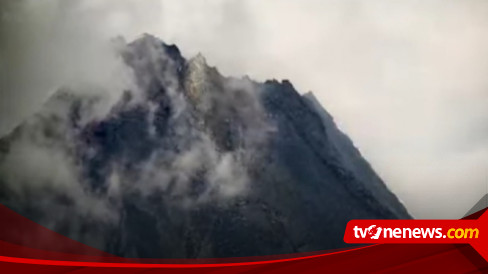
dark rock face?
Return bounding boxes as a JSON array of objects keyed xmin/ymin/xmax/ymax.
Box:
[{"xmin": 0, "ymin": 34, "xmax": 410, "ymax": 258}]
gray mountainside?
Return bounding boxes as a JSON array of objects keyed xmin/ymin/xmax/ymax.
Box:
[{"xmin": 0, "ymin": 35, "xmax": 410, "ymax": 258}]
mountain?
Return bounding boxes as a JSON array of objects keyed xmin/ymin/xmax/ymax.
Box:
[{"xmin": 0, "ymin": 34, "xmax": 410, "ymax": 258}]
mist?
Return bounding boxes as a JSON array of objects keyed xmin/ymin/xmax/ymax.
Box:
[{"xmin": 1, "ymin": 0, "xmax": 487, "ymax": 219}]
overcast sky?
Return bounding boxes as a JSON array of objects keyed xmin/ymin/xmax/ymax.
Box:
[{"xmin": 1, "ymin": 0, "xmax": 487, "ymax": 219}]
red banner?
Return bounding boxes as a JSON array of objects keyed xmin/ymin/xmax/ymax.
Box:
[
  {"xmin": 0, "ymin": 204, "xmax": 487, "ymax": 272},
  {"xmin": 344, "ymin": 210, "xmax": 488, "ymax": 261}
]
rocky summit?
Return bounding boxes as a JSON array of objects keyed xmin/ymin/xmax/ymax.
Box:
[{"xmin": 0, "ymin": 34, "xmax": 410, "ymax": 258}]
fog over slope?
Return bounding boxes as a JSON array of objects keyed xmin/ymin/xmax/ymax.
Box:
[
  {"xmin": 0, "ymin": 35, "xmax": 409, "ymax": 258},
  {"xmin": 1, "ymin": 1, "xmax": 487, "ymax": 219}
]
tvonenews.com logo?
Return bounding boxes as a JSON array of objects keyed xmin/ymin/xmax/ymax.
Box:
[
  {"xmin": 353, "ymin": 225, "xmax": 479, "ymax": 240},
  {"xmin": 343, "ymin": 212, "xmax": 488, "ymax": 261}
]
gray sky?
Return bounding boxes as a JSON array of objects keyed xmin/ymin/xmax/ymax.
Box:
[{"xmin": 1, "ymin": 0, "xmax": 487, "ymax": 219}]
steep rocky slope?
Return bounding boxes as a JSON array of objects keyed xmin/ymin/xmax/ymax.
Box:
[{"xmin": 0, "ymin": 34, "xmax": 409, "ymax": 258}]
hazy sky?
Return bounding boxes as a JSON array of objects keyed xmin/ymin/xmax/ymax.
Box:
[{"xmin": 1, "ymin": 0, "xmax": 487, "ymax": 218}]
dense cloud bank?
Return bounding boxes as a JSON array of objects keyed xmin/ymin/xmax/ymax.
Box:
[{"xmin": 1, "ymin": 0, "xmax": 487, "ymax": 219}]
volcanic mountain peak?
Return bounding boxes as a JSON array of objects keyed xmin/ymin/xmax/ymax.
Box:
[
  {"xmin": 0, "ymin": 34, "xmax": 409, "ymax": 258},
  {"xmin": 190, "ymin": 52, "xmax": 207, "ymax": 66}
]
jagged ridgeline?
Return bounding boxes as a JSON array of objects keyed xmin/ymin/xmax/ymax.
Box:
[{"xmin": 0, "ymin": 34, "xmax": 410, "ymax": 258}]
